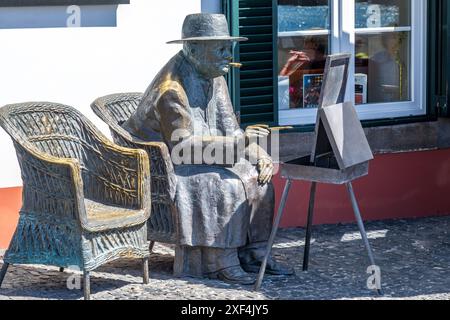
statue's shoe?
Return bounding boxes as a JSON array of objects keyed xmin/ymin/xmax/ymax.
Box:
[
  {"xmin": 241, "ymin": 258, "xmax": 295, "ymax": 276},
  {"xmin": 208, "ymin": 266, "xmax": 256, "ymax": 285}
]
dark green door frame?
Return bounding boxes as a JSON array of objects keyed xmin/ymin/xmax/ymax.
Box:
[{"xmin": 428, "ymin": 0, "xmax": 449, "ymax": 118}]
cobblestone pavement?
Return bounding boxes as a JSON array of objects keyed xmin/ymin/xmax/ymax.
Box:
[{"xmin": 1, "ymin": 216, "xmax": 449, "ymax": 300}]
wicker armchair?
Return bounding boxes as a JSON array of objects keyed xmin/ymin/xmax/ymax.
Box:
[
  {"xmin": 0, "ymin": 102, "xmax": 151, "ymax": 300},
  {"xmin": 90, "ymin": 93, "xmax": 178, "ymax": 251}
]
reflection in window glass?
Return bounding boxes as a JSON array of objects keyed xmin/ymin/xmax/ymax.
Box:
[
  {"xmin": 278, "ymin": 0, "xmax": 330, "ymax": 32},
  {"xmin": 355, "ymin": 32, "xmax": 411, "ymax": 104},
  {"xmin": 278, "ymin": 0, "xmax": 330, "ymax": 110},
  {"xmin": 354, "ymin": 1, "xmax": 411, "ymax": 105},
  {"xmin": 355, "ymin": 0, "xmax": 411, "ymax": 28},
  {"xmin": 279, "ymin": 35, "xmax": 328, "ymax": 109}
]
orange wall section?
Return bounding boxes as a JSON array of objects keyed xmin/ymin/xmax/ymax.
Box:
[{"xmin": 0, "ymin": 187, "xmax": 21, "ymax": 249}]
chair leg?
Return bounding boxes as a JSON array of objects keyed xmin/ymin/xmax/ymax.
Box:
[
  {"xmin": 0, "ymin": 263, "xmax": 9, "ymax": 288},
  {"xmin": 143, "ymin": 257, "xmax": 149, "ymax": 284},
  {"xmin": 83, "ymin": 271, "xmax": 90, "ymax": 300},
  {"xmin": 149, "ymin": 241, "xmax": 155, "ymax": 254},
  {"xmin": 303, "ymin": 182, "xmax": 317, "ymax": 271},
  {"xmin": 346, "ymin": 182, "xmax": 383, "ymax": 296}
]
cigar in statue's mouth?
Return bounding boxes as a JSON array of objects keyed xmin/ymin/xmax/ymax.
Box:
[{"xmin": 228, "ymin": 62, "xmax": 243, "ymax": 68}]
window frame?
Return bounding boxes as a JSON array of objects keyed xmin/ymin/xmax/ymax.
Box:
[
  {"xmin": 278, "ymin": 0, "xmax": 428, "ymax": 126},
  {"xmin": 223, "ymin": 0, "xmax": 441, "ymax": 130}
]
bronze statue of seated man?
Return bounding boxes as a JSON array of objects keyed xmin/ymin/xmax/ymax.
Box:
[{"xmin": 122, "ymin": 13, "xmax": 293, "ymax": 285}]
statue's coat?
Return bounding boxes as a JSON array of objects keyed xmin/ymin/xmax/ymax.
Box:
[{"xmin": 123, "ymin": 51, "xmax": 274, "ymax": 249}]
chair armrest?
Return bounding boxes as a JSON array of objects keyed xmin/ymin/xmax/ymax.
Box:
[
  {"xmin": 93, "ymin": 103, "xmax": 177, "ymax": 199},
  {"xmin": 14, "ymin": 142, "xmax": 85, "ymax": 227},
  {"xmin": 79, "ymin": 126, "xmax": 151, "ymax": 224},
  {"xmin": 131, "ymin": 140, "xmax": 177, "ymax": 200}
]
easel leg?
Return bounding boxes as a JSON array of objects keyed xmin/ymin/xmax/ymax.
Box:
[
  {"xmin": 303, "ymin": 182, "xmax": 317, "ymax": 271},
  {"xmin": 254, "ymin": 179, "xmax": 292, "ymax": 291},
  {"xmin": 346, "ymin": 182, "xmax": 383, "ymax": 296}
]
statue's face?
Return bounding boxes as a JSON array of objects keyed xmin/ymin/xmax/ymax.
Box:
[{"xmin": 184, "ymin": 40, "xmax": 233, "ymax": 79}]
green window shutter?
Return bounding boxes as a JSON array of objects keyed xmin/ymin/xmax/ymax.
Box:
[
  {"xmin": 429, "ymin": 0, "xmax": 449, "ymax": 117},
  {"xmin": 223, "ymin": 0, "xmax": 277, "ymax": 127}
]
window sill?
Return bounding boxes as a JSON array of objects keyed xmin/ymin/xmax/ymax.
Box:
[{"xmin": 277, "ymin": 117, "xmax": 450, "ymax": 161}]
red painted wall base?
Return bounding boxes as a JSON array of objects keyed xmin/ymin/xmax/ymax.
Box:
[
  {"xmin": 1, "ymin": 149, "xmax": 449, "ymax": 249},
  {"xmin": 273, "ymin": 149, "xmax": 450, "ymax": 227}
]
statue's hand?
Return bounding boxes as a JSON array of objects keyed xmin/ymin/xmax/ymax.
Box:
[
  {"xmin": 245, "ymin": 125, "xmax": 270, "ymax": 146},
  {"xmin": 257, "ymin": 157, "xmax": 274, "ymax": 185}
]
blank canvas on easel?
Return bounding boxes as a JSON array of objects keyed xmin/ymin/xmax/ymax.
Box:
[
  {"xmin": 310, "ymin": 53, "xmax": 373, "ymax": 170},
  {"xmin": 319, "ymin": 102, "xmax": 373, "ymax": 169}
]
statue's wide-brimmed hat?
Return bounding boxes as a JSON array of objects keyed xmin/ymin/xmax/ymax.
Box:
[{"xmin": 167, "ymin": 13, "xmax": 248, "ymax": 44}]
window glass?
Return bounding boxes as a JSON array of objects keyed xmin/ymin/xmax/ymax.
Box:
[
  {"xmin": 278, "ymin": 0, "xmax": 330, "ymax": 110},
  {"xmin": 275, "ymin": 0, "xmax": 424, "ymax": 125},
  {"xmin": 355, "ymin": 1, "xmax": 411, "ymax": 105},
  {"xmin": 355, "ymin": 0, "xmax": 411, "ymax": 28},
  {"xmin": 279, "ymin": 0, "xmax": 330, "ymax": 31}
]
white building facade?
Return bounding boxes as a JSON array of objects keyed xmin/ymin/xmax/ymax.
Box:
[{"xmin": 0, "ymin": 0, "xmax": 221, "ymax": 188}]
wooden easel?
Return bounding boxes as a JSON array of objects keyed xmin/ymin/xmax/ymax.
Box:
[{"xmin": 255, "ymin": 54, "xmax": 382, "ymax": 295}]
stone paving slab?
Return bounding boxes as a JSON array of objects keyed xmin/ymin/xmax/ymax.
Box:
[{"xmin": 0, "ymin": 216, "xmax": 449, "ymax": 300}]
